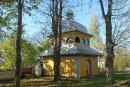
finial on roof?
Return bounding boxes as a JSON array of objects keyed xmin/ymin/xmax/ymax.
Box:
[{"xmin": 66, "ymin": 9, "xmax": 74, "ymax": 19}]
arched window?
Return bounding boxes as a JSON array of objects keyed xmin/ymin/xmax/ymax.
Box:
[
  {"xmin": 75, "ymin": 37, "xmax": 80, "ymax": 43},
  {"xmin": 88, "ymin": 40, "xmax": 90, "ymax": 46},
  {"xmin": 86, "ymin": 39, "xmax": 90, "ymax": 46},
  {"xmin": 82, "ymin": 38, "xmax": 85, "ymax": 44},
  {"xmin": 66, "ymin": 37, "xmax": 73, "ymax": 43}
]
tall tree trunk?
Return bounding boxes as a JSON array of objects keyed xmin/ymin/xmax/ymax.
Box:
[
  {"xmin": 53, "ymin": 33, "xmax": 61, "ymax": 81},
  {"xmin": 52, "ymin": 0, "xmax": 63, "ymax": 82},
  {"xmin": 99, "ymin": 0, "xmax": 115, "ymax": 86},
  {"xmin": 54, "ymin": 48, "xmax": 61, "ymax": 81},
  {"xmin": 15, "ymin": 0, "xmax": 23, "ymax": 86},
  {"xmin": 105, "ymin": 0, "xmax": 115, "ymax": 86},
  {"xmin": 105, "ymin": 19, "xmax": 115, "ymax": 86},
  {"xmin": 53, "ymin": 0, "xmax": 59, "ymax": 81}
]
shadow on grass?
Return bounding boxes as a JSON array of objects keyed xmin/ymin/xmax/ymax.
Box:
[
  {"xmin": 44, "ymin": 75, "xmax": 108, "ymax": 87},
  {"xmin": 114, "ymin": 72, "xmax": 130, "ymax": 82},
  {"xmin": 0, "ymin": 72, "xmax": 130, "ymax": 87},
  {"xmin": 0, "ymin": 75, "xmax": 108, "ymax": 87}
]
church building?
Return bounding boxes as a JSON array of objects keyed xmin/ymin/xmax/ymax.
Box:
[{"xmin": 39, "ymin": 10, "xmax": 102, "ymax": 79}]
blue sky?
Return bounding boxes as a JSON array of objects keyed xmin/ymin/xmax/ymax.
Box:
[
  {"xmin": 23, "ymin": 0, "xmax": 104, "ymax": 38},
  {"xmin": 23, "ymin": 0, "xmax": 130, "ymax": 47}
]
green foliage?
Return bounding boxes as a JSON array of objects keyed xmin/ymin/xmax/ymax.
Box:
[
  {"xmin": 0, "ymin": 31, "xmax": 51, "ymax": 69},
  {"xmin": 0, "ymin": 33, "xmax": 38, "ymax": 69},
  {"xmin": 0, "ymin": 0, "xmax": 41, "ymax": 40},
  {"xmin": 114, "ymin": 55, "xmax": 130, "ymax": 69},
  {"xmin": 0, "ymin": 36, "xmax": 16, "ymax": 69},
  {"xmin": 21, "ymin": 39, "xmax": 38, "ymax": 67},
  {"xmin": 113, "ymin": 47, "xmax": 130, "ymax": 69},
  {"xmin": 0, "ymin": 0, "xmax": 17, "ymax": 40}
]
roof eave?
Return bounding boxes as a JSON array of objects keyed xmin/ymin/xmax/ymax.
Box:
[
  {"xmin": 47, "ymin": 30, "xmax": 93, "ymax": 38},
  {"xmin": 39, "ymin": 53, "xmax": 102, "ymax": 58}
]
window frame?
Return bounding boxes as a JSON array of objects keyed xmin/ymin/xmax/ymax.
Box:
[
  {"xmin": 82, "ymin": 38, "xmax": 85, "ymax": 44},
  {"xmin": 66, "ymin": 37, "xmax": 74, "ymax": 43},
  {"xmin": 75, "ymin": 37, "xmax": 80, "ymax": 43}
]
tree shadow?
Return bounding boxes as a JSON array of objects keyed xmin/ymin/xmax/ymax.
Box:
[{"xmin": 114, "ymin": 72, "xmax": 130, "ymax": 81}]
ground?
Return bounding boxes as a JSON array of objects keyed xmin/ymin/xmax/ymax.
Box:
[{"xmin": 0, "ymin": 72, "xmax": 130, "ymax": 87}]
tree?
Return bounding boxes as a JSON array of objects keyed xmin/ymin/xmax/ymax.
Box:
[
  {"xmin": 15, "ymin": 0, "xmax": 41, "ymax": 86},
  {"xmin": 0, "ymin": 33, "xmax": 37, "ymax": 69},
  {"xmin": 51, "ymin": 0, "xmax": 63, "ymax": 81},
  {"xmin": 38, "ymin": 0, "xmax": 63, "ymax": 81},
  {"xmin": 114, "ymin": 46, "xmax": 130, "ymax": 71},
  {"xmin": 88, "ymin": 14, "xmax": 104, "ymax": 51},
  {"xmin": 0, "ymin": 0, "xmax": 17, "ymax": 40},
  {"xmin": 21, "ymin": 39, "xmax": 37, "ymax": 67},
  {"xmin": 30, "ymin": 22, "xmax": 51, "ymax": 45},
  {"xmin": 35, "ymin": 40, "xmax": 51, "ymax": 53},
  {"xmin": 0, "ymin": 0, "xmax": 41, "ymax": 86},
  {"xmin": 99, "ymin": 0, "xmax": 130, "ymax": 86},
  {"xmin": 99, "ymin": 0, "xmax": 117, "ymax": 85},
  {"xmin": 112, "ymin": 13, "xmax": 130, "ymax": 48},
  {"xmin": 0, "ymin": 36, "xmax": 16, "ymax": 69}
]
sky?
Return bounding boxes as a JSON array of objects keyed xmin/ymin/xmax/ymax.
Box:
[
  {"xmin": 23, "ymin": 0, "xmax": 130, "ymax": 47},
  {"xmin": 23, "ymin": 0, "xmax": 104, "ymax": 39}
]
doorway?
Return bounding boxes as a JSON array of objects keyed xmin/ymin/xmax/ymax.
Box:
[{"xmin": 86, "ymin": 59, "xmax": 92, "ymax": 76}]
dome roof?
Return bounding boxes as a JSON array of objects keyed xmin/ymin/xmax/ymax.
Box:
[
  {"xmin": 62, "ymin": 19, "xmax": 92, "ymax": 36},
  {"xmin": 62, "ymin": 10, "xmax": 92, "ymax": 36}
]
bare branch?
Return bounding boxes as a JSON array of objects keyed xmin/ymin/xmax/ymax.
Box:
[{"xmin": 99, "ymin": 0, "xmax": 106, "ymax": 19}]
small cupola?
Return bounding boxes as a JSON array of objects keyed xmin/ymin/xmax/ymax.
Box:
[{"xmin": 66, "ymin": 9, "xmax": 74, "ymax": 19}]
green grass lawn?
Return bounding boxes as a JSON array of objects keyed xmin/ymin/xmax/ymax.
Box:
[{"xmin": 0, "ymin": 72, "xmax": 130, "ymax": 87}]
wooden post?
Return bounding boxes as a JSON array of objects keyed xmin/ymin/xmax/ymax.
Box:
[{"xmin": 74, "ymin": 57, "xmax": 79, "ymax": 80}]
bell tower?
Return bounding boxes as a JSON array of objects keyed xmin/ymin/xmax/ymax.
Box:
[{"xmin": 66, "ymin": 9, "xmax": 74, "ymax": 19}]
